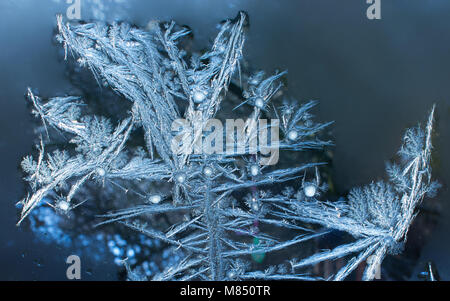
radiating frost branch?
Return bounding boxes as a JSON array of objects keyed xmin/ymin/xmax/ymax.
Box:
[
  {"xmin": 270, "ymin": 106, "xmax": 438, "ymax": 280},
  {"xmin": 19, "ymin": 89, "xmax": 140, "ymax": 224},
  {"xmin": 278, "ymin": 100, "xmax": 334, "ymax": 151},
  {"xmin": 15, "ymin": 12, "xmax": 333, "ymax": 281}
]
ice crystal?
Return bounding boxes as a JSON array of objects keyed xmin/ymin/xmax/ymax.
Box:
[
  {"xmin": 18, "ymin": 12, "xmax": 436, "ymax": 281},
  {"xmin": 267, "ymin": 106, "xmax": 437, "ymax": 280}
]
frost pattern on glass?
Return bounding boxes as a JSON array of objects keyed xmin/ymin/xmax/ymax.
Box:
[{"xmin": 18, "ymin": 12, "xmax": 437, "ymax": 281}]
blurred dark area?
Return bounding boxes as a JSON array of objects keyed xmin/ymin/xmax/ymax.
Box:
[{"xmin": 0, "ymin": 0, "xmax": 449, "ymax": 280}]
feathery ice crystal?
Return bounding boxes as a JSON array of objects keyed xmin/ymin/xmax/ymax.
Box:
[
  {"xmin": 270, "ymin": 106, "xmax": 438, "ymax": 280},
  {"xmin": 18, "ymin": 12, "xmax": 437, "ymax": 281}
]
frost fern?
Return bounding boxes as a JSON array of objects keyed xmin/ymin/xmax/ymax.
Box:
[{"xmin": 18, "ymin": 12, "xmax": 437, "ymax": 281}]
